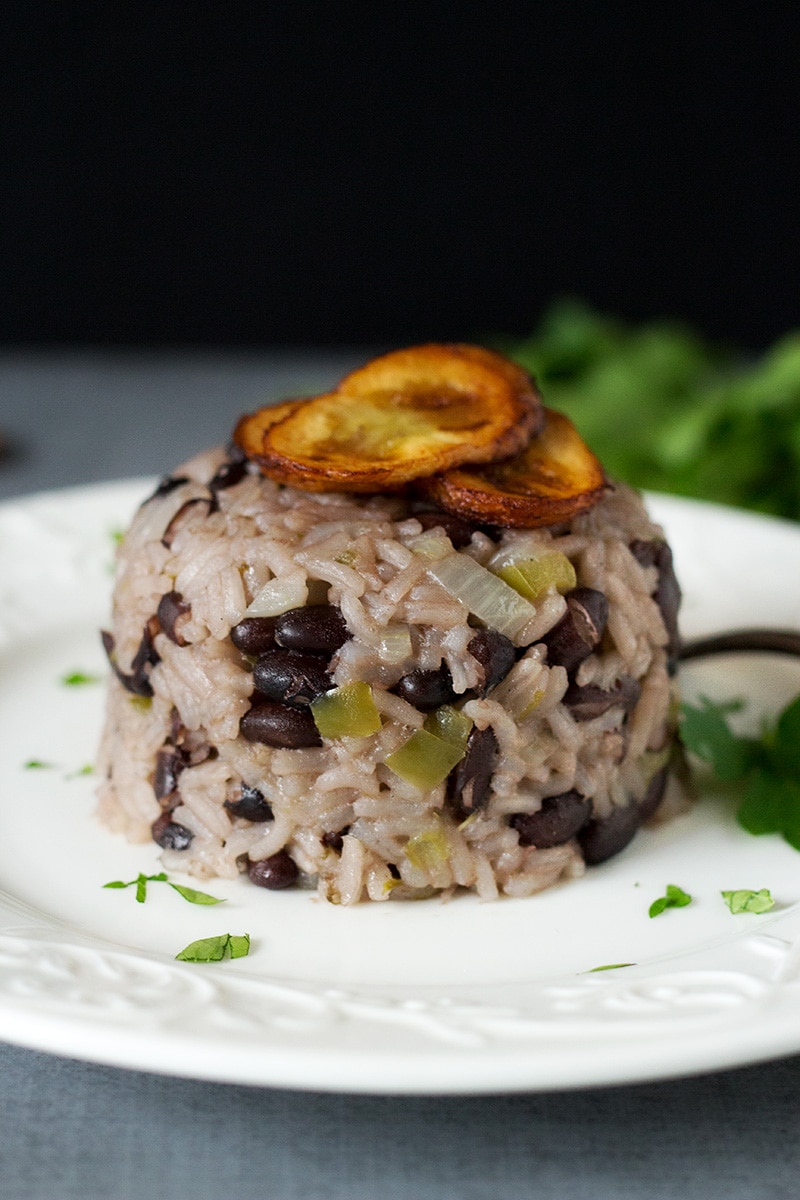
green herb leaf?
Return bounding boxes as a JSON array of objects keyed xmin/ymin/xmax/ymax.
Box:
[
  {"xmin": 168, "ymin": 883, "xmax": 226, "ymax": 906},
  {"xmin": 103, "ymin": 872, "xmax": 168, "ymax": 902},
  {"xmin": 736, "ymin": 770, "xmax": 797, "ymax": 836},
  {"xmin": 61, "ymin": 671, "xmax": 102, "ymax": 687},
  {"xmin": 679, "ymin": 696, "xmax": 756, "ymax": 781},
  {"xmin": 721, "ymin": 889, "xmax": 775, "ymax": 915},
  {"xmin": 586, "ymin": 962, "xmax": 636, "ymax": 972},
  {"xmin": 102, "ymin": 872, "xmax": 223, "ymax": 906},
  {"xmin": 505, "ymin": 301, "xmax": 800, "ymax": 521},
  {"xmin": 770, "ymin": 695, "xmax": 800, "ymax": 779},
  {"xmin": 648, "ymin": 883, "xmax": 692, "ymax": 918},
  {"xmin": 23, "ymin": 759, "xmax": 53, "ymax": 770},
  {"xmin": 227, "ymin": 934, "xmax": 251, "ymax": 959},
  {"xmin": 65, "ymin": 763, "xmax": 94, "ymax": 780},
  {"xmin": 681, "ymin": 692, "xmax": 800, "ymax": 854},
  {"xmin": 175, "ymin": 933, "xmax": 250, "ymax": 962}
]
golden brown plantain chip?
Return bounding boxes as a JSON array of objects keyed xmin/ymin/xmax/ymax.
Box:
[
  {"xmin": 417, "ymin": 407, "xmax": 610, "ymax": 528},
  {"xmin": 233, "ymin": 400, "xmax": 305, "ymax": 461},
  {"xmin": 238, "ymin": 344, "xmax": 541, "ymax": 493}
]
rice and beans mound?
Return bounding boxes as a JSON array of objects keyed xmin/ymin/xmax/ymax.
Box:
[{"xmin": 97, "ymin": 344, "xmax": 686, "ymax": 903}]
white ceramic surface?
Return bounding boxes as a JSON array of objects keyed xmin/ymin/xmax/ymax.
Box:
[{"xmin": 1, "ymin": 480, "xmax": 800, "ymax": 1094}]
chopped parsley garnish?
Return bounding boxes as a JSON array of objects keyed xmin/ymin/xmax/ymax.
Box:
[
  {"xmin": 681, "ymin": 694, "xmax": 800, "ymax": 849},
  {"xmin": 103, "ymin": 872, "xmax": 225, "ymax": 906},
  {"xmin": 104, "ymin": 872, "xmax": 169, "ymax": 903},
  {"xmin": 175, "ymin": 933, "xmax": 250, "ymax": 962},
  {"xmin": 721, "ymin": 889, "xmax": 775, "ymax": 915},
  {"xmin": 678, "ymin": 696, "xmax": 755, "ymax": 781},
  {"xmin": 23, "ymin": 759, "xmax": 53, "ymax": 770},
  {"xmin": 167, "ymin": 882, "xmax": 227, "ymax": 906},
  {"xmin": 65, "ymin": 763, "xmax": 94, "ymax": 779},
  {"xmin": 648, "ymin": 883, "xmax": 692, "ymax": 918},
  {"xmin": 61, "ymin": 671, "xmax": 102, "ymax": 687}
]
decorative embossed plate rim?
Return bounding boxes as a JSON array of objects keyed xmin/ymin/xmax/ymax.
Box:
[{"xmin": 1, "ymin": 480, "xmax": 800, "ymax": 1094}]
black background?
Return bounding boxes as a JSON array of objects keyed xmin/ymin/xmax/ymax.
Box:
[{"xmin": 2, "ymin": 3, "xmax": 799, "ymax": 348}]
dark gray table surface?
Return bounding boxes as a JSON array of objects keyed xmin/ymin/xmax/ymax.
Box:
[{"xmin": 1, "ymin": 351, "xmax": 799, "ymax": 1200}]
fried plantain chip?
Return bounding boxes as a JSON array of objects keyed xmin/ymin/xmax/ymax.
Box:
[
  {"xmin": 239, "ymin": 344, "xmax": 541, "ymax": 493},
  {"xmin": 233, "ymin": 400, "xmax": 305, "ymax": 461},
  {"xmin": 417, "ymin": 407, "xmax": 610, "ymax": 528}
]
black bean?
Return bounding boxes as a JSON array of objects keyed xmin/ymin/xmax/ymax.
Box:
[
  {"xmin": 638, "ymin": 766, "xmax": 668, "ymax": 822},
  {"xmin": 140, "ymin": 476, "xmax": 190, "ymax": 506},
  {"xmin": 274, "ymin": 604, "xmax": 350, "ymax": 655},
  {"xmin": 414, "ymin": 509, "xmax": 478, "ymax": 549},
  {"xmin": 248, "ymin": 851, "xmax": 299, "ymax": 890},
  {"xmin": 468, "ymin": 629, "xmax": 517, "ymax": 694},
  {"xmin": 224, "ymin": 784, "xmax": 274, "ymax": 822},
  {"xmin": 161, "ymin": 497, "xmax": 212, "ymax": 548},
  {"xmin": 151, "ymin": 812, "xmax": 194, "ymax": 851},
  {"xmin": 321, "ymin": 825, "xmax": 350, "ymax": 852},
  {"xmin": 230, "ymin": 617, "xmax": 277, "ymax": 656},
  {"xmin": 629, "ymin": 539, "xmax": 682, "ymax": 671},
  {"xmin": 169, "ymin": 708, "xmax": 185, "ymax": 743},
  {"xmin": 130, "ymin": 617, "xmax": 161, "ymax": 687},
  {"xmin": 392, "ymin": 664, "xmax": 458, "ymax": 711},
  {"xmin": 510, "ymin": 791, "xmax": 592, "ymax": 847},
  {"xmin": 153, "ymin": 746, "xmax": 184, "ymax": 801},
  {"xmin": 447, "ymin": 726, "xmax": 498, "ymax": 818},
  {"xmin": 542, "ymin": 587, "xmax": 609, "ymax": 673},
  {"xmin": 578, "ymin": 802, "xmax": 640, "ymax": 865},
  {"xmin": 209, "ymin": 458, "xmax": 247, "ymax": 494},
  {"xmin": 240, "ymin": 700, "xmax": 322, "ymax": 748},
  {"xmin": 562, "ymin": 676, "xmax": 641, "ymax": 722},
  {"xmin": 157, "ymin": 590, "xmax": 191, "ymax": 646},
  {"xmin": 101, "ymin": 629, "xmax": 117, "ymax": 668},
  {"xmin": 252, "ymin": 648, "xmax": 332, "ymax": 705},
  {"xmin": 168, "ymin": 717, "xmax": 214, "ymax": 765},
  {"xmin": 101, "ymin": 623, "xmax": 161, "ymax": 697}
]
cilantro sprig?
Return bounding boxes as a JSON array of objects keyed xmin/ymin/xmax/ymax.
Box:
[
  {"xmin": 23, "ymin": 758, "xmax": 94, "ymax": 779},
  {"xmin": 506, "ymin": 299, "xmax": 800, "ymax": 519},
  {"xmin": 176, "ymin": 933, "xmax": 250, "ymax": 962},
  {"xmin": 60, "ymin": 671, "xmax": 102, "ymax": 687},
  {"xmin": 681, "ymin": 694, "xmax": 800, "ymax": 849},
  {"xmin": 648, "ymin": 884, "xmax": 692, "ymax": 918},
  {"xmin": 721, "ymin": 888, "xmax": 775, "ymax": 914},
  {"xmin": 103, "ymin": 872, "xmax": 225, "ymax": 906}
]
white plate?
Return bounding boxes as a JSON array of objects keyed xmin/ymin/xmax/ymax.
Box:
[{"xmin": 1, "ymin": 480, "xmax": 800, "ymax": 1094}]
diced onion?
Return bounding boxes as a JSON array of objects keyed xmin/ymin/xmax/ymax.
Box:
[
  {"xmin": 487, "ymin": 536, "xmax": 552, "ymax": 572},
  {"xmin": 409, "ymin": 533, "xmax": 454, "ymax": 561},
  {"xmin": 378, "ymin": 624, "xmax": 413, "ymax": 664},
  {"xmin": 427, "ymin": 553, "xmax": 538, "ymax": 642},
  {"xmin": 245, "ymin": 575, "xmax": 308, "ymax": 617}
]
